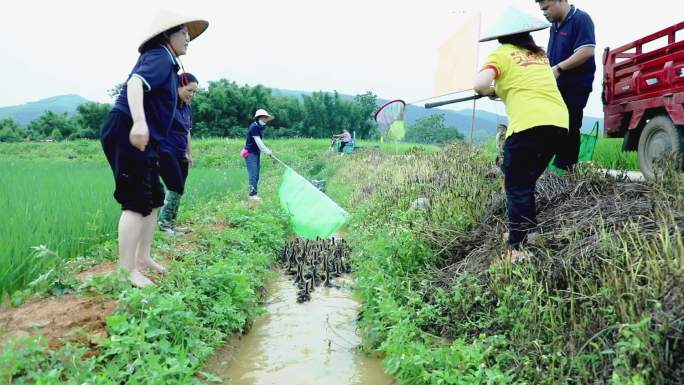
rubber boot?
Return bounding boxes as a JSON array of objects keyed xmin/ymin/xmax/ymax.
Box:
[
  {"xmin": 159, "ymin": 190, "xmax": 181, "ymax": 235},
  {"xmin": 170, "ymin": 193, "xmax": 189, "ymax": 233}
]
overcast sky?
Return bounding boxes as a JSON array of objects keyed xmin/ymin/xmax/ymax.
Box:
[{"xmin": 2, "ymin": 0, "xmax": 683, "ymax": 118}]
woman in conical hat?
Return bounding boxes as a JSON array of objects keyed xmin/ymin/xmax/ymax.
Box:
[
  {"xmin": 243, "ymin": 109, "xmax": 274, "ymax": 201},
  {"xmin": 473, "ymin": 7, "xmax": 568, "ymax": 262},
  {"xmin": 100, "ymin": 11, "xmax": 208, "ymax": 287}
]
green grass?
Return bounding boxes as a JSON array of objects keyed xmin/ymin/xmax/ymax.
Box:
[
  {"xmin": 0, "ymin": 157, "xmax": 244, "ymax": 300},
  {"xmin": 479, "ymin": 136, "xmax": 640, "ymax": 171},
  {"xmin": 593, "ymin": 137, "xmax": 639, "ymax": 171},
  {"xmin": 1, "ymin": 195, "xmax": 289, "ymax": 384},
  {"xmin": 0, "ymin": 140, "xmax": 105, "ymax": 162},
  {"xmin": 337, "ymin": 144, "xmax": 682, "ymax": 384}
]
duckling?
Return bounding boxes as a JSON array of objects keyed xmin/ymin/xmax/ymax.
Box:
[
  {"xmin": 319, "ymin": 253, "xmax": 329, "ymax": 283},
  {"xmin": 331, "ymin": 259, "xmax": 342, "ymax": 278},
  {"xmin": 284, "ymin": 248, "xmax": 297, "ymax": 274},
  {"xmin": 310, "ymin": 266, "xmax": 319, "ymax": 288},
  {"xmin": 296, "ymin": 278, "xmax": 313, "ymax": 303},
  {"xmin": 294, "ymin": 261, "xmax": 304, "ymax": 285},
  {"xmin": 296, "ymin": 288, "xmax": 309, "ymax": 303},
  {"xmin": 307, "ymin": 276, "xmax": 314, "ymax": 292},
  {"xmin": 323, "ymin": 261, "xmax": 332, "ymax": 288}
]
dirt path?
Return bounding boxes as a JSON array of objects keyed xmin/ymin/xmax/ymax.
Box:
[
  {"xmin": 0, "ymin": 294, "xmax": 117, "ymax": 352},
  {"xmin": 0, "ymin": 231, "xmax": 198, "ymax": 353}
]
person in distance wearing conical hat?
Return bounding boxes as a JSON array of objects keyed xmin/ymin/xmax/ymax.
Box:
[
  {"xmin": 100, "ymin": 11, "xmax": 208, "ymax": 288},
  {"xmin": 473, "ymin": 6, "xmax": 568, "ymax": 263},
  {"xmin": 243, "ymin": 109, "xmax": 275, "ymax": 201}
]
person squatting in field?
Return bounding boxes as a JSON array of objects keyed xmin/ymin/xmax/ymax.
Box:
[
  {"xmin": 158, "ymin": 72, "xmax": 198, "ymax": 235},
  {"xmin": 100, "ymin": 11, "xmax": 208, "ymax": 287},
  {"xmin": 474, "ymin": 7, "xmax": 568, "ymax": 262}
]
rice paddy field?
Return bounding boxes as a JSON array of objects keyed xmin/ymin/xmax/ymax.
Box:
[
  {"xmin": 0, "ymin": 156, "xmax": 244, "ymax": 299},
  {"xmin": 0, "ymin": 138, "xmax": 436, "ymax": 300},
  {"xmin": 481, "ymin": 136, "xmax": 640, "ymax": 171},
  {"xmin": 0, "ymin": 137, "xmax": 639, "ymax": 300},
  {"xmin": 593, "ymin": 137, "xmax": 639, "ymax": 171}
]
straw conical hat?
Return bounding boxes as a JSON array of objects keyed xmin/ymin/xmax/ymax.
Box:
[
  {"xmin": 254, "ymin": 109, "xmax": 274, "ymax": 122},
  {"xmin": 138, "ymin": 10, "xmax": 209, "ymax": 53},
  {"xmin": 480, "ymin": 6, "xmax": 550, "ymax": 42}
]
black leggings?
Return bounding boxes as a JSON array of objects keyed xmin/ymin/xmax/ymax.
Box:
[
  {"xmin": 553, "ymin": 107, "xmax": 583, "ymax": 170},
  {"xmin": 159, "ymin": 152, "xmax": 189, "ymax": 195},
  {"xmin": 503, "ymin": 125, "xmax": 565, "ymax": 248}
]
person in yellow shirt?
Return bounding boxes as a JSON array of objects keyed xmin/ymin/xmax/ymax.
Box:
[{"xmin": 473, "ymin": 7, "xmax": 568, "ymax": 261}]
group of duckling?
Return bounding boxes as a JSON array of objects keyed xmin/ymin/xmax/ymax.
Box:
[{"xmin": 280, "ymin": 237, "xmax": 352, "ymax": 303}]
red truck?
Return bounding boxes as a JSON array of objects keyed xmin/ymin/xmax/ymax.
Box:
[{"xmin": 603, "ymin": 22, "xmax": 684, "ymax": 179}]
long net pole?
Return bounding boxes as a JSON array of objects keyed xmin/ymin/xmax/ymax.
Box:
[{"xmin": 469, "ymin": 14, "xmax": 482, "ymax": 148}]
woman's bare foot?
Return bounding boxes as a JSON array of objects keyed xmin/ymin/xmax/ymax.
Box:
[
  {"xmin": 129, "ymin": 270, "xmax": 154, "ymax": 288},
  {"xmin": 509, "ymin": 249, "xmax": 532, "ymax": 263},
  {"xmin": 137, "ymin": 258, "xmax": 168, "ymax": 274}
]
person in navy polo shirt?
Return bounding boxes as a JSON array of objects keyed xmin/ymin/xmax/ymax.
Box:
[
  {"xmin": 100, "ymin": 12, "xmax": 208, "ymax": 288},
  {"xmin": 536, "ymin": 0, "xmax": 596, "ymax": 171},
  {"xmin": 158, "ymin": 72, "xmax": 198, "ymax": 235},
  {"xmin": 243, "ymin": 109, "xmax": 275, "ymax": 201}
]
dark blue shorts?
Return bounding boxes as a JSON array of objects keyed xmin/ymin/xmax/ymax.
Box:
[
  {"xmin": 101, "ymin": 110, "xmax": 165, "ymax": 216},
  {"xmin": 159, "ymin": 151, "xmax": 189, "ymax": 195}
]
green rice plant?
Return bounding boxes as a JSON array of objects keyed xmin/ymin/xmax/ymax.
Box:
[
  {"xmin": 593, "ymin": 137, "xmax": 639, "ymax": 171},
  {"xmin": 0, "ymin": 158, "xmax": 244, "ymax": 299},
  {"xmin": 480, "ymin": 137, "xmax": 640, "ymax": 171}
]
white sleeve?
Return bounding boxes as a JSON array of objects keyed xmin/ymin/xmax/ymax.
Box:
[{"xmin": 253, "ymin": 136, "xmax": 271, "ymax": 154}]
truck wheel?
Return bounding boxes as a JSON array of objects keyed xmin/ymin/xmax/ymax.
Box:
[{"xmin": 638, "ymin": 115, "xmax": 684, "ymax": 180}]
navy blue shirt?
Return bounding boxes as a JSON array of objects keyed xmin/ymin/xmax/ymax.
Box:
[
  {"xmin": 160, "ymin": 102, "xmax": 192, "ymax": 157},
  {"xmin": 548, "ymin": 6, "xmax": 596, "ymax": 109},
  {"xmin": 113, "ymin": 45, "xmax": 179, "ymax": 143},
  {"xmin": 244, "ymin": 121, "xmax": 264, "ymax": 154}
]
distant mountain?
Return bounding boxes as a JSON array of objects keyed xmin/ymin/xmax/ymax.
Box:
[{"xmin": 0, "ymin": 94, "xmax": 91, "ymax": 126}]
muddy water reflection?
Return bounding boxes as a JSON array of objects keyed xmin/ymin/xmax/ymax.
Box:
[{"xmin": 206, "ymin": 274, "xmax": 394, "ymax": 385}]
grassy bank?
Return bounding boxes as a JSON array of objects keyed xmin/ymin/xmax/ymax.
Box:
[
  {"xmin": 1, "ymin": 193, "xmax": 289, "ymax": 384},
  {"xmin": 337, "ymin": 145, "xmax": 682, "ymax": 384}
]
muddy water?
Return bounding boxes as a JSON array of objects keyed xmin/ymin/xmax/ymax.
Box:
[{"xmin": 205, "ymin": 273, "xmax": 394, "ymax": 385}]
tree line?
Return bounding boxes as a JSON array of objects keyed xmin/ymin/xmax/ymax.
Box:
[{"xmin": 0, "ymin": 79, "xmax": 463, "ymax": 145}]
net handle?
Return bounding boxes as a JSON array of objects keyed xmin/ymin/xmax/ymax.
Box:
[
  {"xmin": 374, "ymin": 99, "xmax": 406, "ymax": 121},
  {"xmin": 270, "ymin": 154, "xmax": 288, "ymax": 168},
  {"xmin": 424, "ymin": 94, "xmax": 483, "ymax": 109}
]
